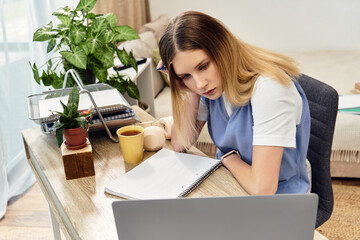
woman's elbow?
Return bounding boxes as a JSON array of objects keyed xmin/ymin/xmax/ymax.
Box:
[
  {"xmin": 171, "ymin": 139, "xmax": 185, "ymax": 152},
  {"xmin": 247, "ymin": 182, "xmax": 278, "ymax": 195}
]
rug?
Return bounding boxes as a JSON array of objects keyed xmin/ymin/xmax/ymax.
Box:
[{"xmin": 316, "ymin": 179, "xmax": 360, "ymax": 240}]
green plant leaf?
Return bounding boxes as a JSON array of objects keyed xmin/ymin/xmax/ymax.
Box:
[
  {"xmin": 128, "ymin": 51, "xmax": 138, "ymax": 72},
  {"xmin": 29, "ymin": 62, "xmax": 41, "ymax": 84},
  {"xmin": 126, "ymin": 78, "xmax": 140, "ymax": 100},
  {"xmin": 115, "ymin": 48, "xmax": 138, "ymax": 72},
  {"xmin": 91, "ymin": 18, "xmax": 107, "ymax": 33},
  {"xmin": 83, "ymin": 36, "xmax": 103, "ymax": 54},
  {"xmin": 55, "ymin": 127, "xmax": 64, "ymax": 147},
  {"xmin": 94, "ymin": 70, "xmax": 107, "ymax": 83},
  {"xmin": 113, "ymin": 25, "xmax": 139, "ymax": 42},
  {"xmin": 91, "ymin": 63, "xmax": 108, "ymax": 83},
  {"xmin": 60, "ymin": 100, "xmax": 69, "ymax": 115},
  {"xmin": 76, "ymin": 117, "xmax": 88, "ymax": 129},
  {"xmin": 60, "ymin": 46, "xmax": 87, "ymax": 69},
  {"xmin": 47, "ymin": 39, "xmax": 56, "ymax": 53},
  {"xmin": 52, "ymin": 6, "xmax": 72, "ymax": 18},
  {"xmin": 94, "ymin": 46, "xmax": 114, "ymax": 68},
  {"xmin": 68, "ymin": 106, "xmax": 80, "ymax": 121},
  {"xmin": 102, "ymin": 13, "xmax": 117, "ymax": 28},
  {"xmin": 52, "ymin": 74, "xmax": 64, "ymax": 89},
  {"xmin": 116, "ymin": 48, "xmax": 130, "ymax": 66},
  {"xmin": 57, "ymin": 16, "xmax": 71, "ymax": 26},
  {"xmin": 59, "ymin": 37, "xmax": 70, "ymax": 50},
  {"xmin": 41, "ymin": 71, "xmax": 53, "ymax": 86},
  {"xmin": 86, "ymin": 13, "xmax": 96, "ymax": 20},
  {"xmin": 33, "ymin": 22, "xmax": 59, "ymax": 41},
  {"xmin": 108, "ymin": 79, "xmax": 126, "ymax": 93},
  {"xmin": 103, "ymin": 30, "xmax": 114, "ymax": 43},
  {"xmin": 56, "ymin": 24, "xmax": 70, "ymax": 34},
  {"xmin": 67, "ymin": 85, "xmax": 79, "ymax": 110},
  {"xmin": 52, "ymin": 120, "xmax": 64, "ymax": 131},
  {"xmin": 76, "ymin": 0, "xmax": 97, "ymax": 12},
  {"xmin": 70, "ymin": 25, "xmax": 86, "ymax": 44}
]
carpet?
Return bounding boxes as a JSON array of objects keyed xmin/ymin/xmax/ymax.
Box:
[{"xmin": 316, "ymin": 179, "xmax": 360, "ymax": 240}]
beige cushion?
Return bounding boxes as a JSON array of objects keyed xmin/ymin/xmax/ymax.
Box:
[
  {"xmin": 139, "ymin": 14, "xmax": 170, "ymax": 40},
  {"xmin": 119, "ymin": 31, "xmax": 157, "ymax": 58}
]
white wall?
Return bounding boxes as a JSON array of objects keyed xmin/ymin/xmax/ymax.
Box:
[{"xmin": 149, "ymin": 0, "xmax": 360, "ymax": 53}]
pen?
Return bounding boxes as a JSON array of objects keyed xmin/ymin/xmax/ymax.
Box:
[{"xmin": 157, "ymin": 66, "xmax": 166, "ymax": 71}]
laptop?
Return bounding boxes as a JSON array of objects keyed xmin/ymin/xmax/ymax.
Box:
[{"xmin": 112, "ymin": 193, "xmax": 318, "ymax": 240}]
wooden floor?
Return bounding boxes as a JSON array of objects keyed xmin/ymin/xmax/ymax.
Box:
[{"xmin": 0, "ymin": 179, "xmax": 359, "ymax": 240}]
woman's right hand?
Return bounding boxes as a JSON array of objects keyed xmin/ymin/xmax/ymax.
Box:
[{"xmin": 156, "ymin": 60, "xmax": 168, "ymax": 75}]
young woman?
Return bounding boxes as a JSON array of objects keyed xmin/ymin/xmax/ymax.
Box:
[{"xmin": 157, "ymin": 11, "xmax": 311, "ymax": 195}]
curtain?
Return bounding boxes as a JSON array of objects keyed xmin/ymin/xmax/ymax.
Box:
[
  {"xmin": 93, "ymin": 0, "xmax": 151, "ymax": 32},
  {"xmin": 0, "ymin": 0, "xmax": 75, "ymax": 220}
]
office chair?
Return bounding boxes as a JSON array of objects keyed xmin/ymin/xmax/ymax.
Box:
[{"xmin": 297, "ymin": 74, "xmax": 338, "ymax": 228}]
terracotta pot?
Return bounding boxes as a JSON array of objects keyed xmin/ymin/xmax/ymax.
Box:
[{"xmin": 63, "ymin": 127, "xmax": 88, "ymax": 150}]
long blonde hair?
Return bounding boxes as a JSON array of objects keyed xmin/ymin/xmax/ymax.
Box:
[{"xmin": 159, "ymin": 11, "xmax": 300, "ymax": 148}]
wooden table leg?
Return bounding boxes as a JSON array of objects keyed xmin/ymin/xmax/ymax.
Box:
[{"xmin": 48, "ymin": 204, "xmax": 61, "ymax": 240}]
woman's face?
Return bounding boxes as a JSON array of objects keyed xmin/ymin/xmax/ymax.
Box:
[{"xmin": 172, "ymin": 49, "xmax": 223, "ymax": 100}]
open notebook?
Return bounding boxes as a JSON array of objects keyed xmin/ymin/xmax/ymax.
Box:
[{"xmin": 105, "ymin": 148, "xmax": 222, "ymax": 199}]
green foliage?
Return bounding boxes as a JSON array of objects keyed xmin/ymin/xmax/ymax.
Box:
[
  {"xmin": 30, "ymin": 0, "xmax": 140, "ymax": 99},
  {"xmin": 51, "ymin": 86, "xmax": 93, "ymax": 147},
  {"xmin": 108, "ymin": 71, "xmax": 139, "ymax": 100}
]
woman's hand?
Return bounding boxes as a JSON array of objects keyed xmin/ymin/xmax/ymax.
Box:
[
  {"xmin": 222, "ymin": 146, "xmax": 283, "ymax": 195},
  {"xmin": 156, "ymin": 60, "xmax": 168, "ymax": 75}
]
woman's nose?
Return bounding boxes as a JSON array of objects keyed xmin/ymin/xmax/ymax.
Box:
[{"xmin": 194, "ymin": 75, "xmax": 207, "ymax": 90}]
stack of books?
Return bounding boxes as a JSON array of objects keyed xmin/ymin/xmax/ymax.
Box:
[
  {"xmin": 28, "ymin": 84, "xmax": 138, "ymax": 135},
  {"xmin": 338, "ymin": 94, "xmax": 360, "ymax": 115}
]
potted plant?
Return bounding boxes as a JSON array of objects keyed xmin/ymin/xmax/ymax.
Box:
[
  {"xmin": 29, "ymin": 0, "xmax": 140, "ymax": 100},
  {"xmin": 52, "ymin": 85, "xmax": 93, "ymax": 149}
]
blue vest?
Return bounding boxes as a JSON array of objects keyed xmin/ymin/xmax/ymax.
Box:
[{"xmin": 202, "ymin": 81, "xmax": 311, "ymax": 193}]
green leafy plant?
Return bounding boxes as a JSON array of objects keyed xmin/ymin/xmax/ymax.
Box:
[
  {"xmin": 52, "ymin": 85, "xmax": 92, "ymax": 147},
  {"xmin": 29, "ymin": 0, "xmax": 140, "ymax": 100}
]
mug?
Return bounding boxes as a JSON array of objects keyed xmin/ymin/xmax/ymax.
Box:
[{"xmin": 116, "ymin": 125, "xmax": 145, "ymax": 164}]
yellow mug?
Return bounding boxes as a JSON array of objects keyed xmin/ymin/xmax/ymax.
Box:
[{"xmin": 116, "ymin": 125, "xmax": 145, "ymax": 164}]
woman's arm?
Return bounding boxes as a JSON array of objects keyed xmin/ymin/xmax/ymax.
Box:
[
  {"xmin": 156, "ymin": 60, "xmax": 206, "ymax": 152},
  {"xmin": 171, "ymin": 91, "xmax": 206, "ymax": 152},
  {"xmin": 221, "ymin": 146, "xmax": 283, "ymax": 195}
]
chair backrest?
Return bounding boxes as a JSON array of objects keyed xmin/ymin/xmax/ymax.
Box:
[{"xmin": 297, "ymin": 74, "xmax": 338, "ymax": 228}]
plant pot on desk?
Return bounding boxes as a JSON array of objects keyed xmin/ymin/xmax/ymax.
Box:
[{"xmin": 63, "ymin": 126, "xmax": 88, "ymax": 150}]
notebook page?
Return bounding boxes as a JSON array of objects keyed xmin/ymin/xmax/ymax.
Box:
[{"xmin": 105, "ymin": 148, "xmax": 221, "ymax": 200}]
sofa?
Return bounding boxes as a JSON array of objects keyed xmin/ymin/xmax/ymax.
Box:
[{"xmin": 121, "ymin": 15, "xmax": 360, "ymax": 178}]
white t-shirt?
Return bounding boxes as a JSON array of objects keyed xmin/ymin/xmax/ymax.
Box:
[{"xmin": 197, "ymin": 75, "xmax": 302, "ymax": 148}]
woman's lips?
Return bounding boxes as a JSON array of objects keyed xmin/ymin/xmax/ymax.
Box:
[{"xmin": 203, "ymin": 88, "xmax": 215, "ymax": 96}]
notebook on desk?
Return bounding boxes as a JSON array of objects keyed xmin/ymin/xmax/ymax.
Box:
[
  {"xmin": 112, "ymin": 193, "xmax": 318, "ymax": 240},
  {"xmin": 105, "ymin": 148, "xmax": 222, "ymax": 199}
]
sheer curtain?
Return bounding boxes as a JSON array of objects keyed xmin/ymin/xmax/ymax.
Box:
[{"xmin": 0, "ymin": 0, "xmax": 75, "ymax": 219}]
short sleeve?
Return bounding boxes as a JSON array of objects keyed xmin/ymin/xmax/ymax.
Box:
[
  {"xmin": 197, "ymin": 97, "xmax": 209, "ymax": 121},
  {"xmin": 251, "ymin": 76, "xmax": 302, "ymax": 148}
]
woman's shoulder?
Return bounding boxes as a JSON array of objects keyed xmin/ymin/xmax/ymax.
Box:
[{"xmin": 253, "ymin": 75, "xmax": 296, "ymax": 96}]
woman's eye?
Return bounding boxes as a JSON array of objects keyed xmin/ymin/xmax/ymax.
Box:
[
  {"xmin": 199, "ymin": 63, "xmax": 209, "ymax": 71},
  {"xmin": 181, "ymin": 74, "xmax": 191, "ymax": 80}
]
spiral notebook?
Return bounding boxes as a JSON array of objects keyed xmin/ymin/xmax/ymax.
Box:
[{"xmin": 105, "ymin": 148, "xmax": 222, "ymax": 200}]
